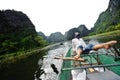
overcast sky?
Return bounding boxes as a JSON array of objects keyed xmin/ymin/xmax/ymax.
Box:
[{"xmin": 0, "ymin": 0, "xmax": 110, "ymax": 36}]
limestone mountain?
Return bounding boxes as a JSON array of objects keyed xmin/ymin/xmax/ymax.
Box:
[
  {"xmin": 37, "ymin": 31, "xmax": 47, "ymax": 40},
  {"xmin": 48, "ymin": 32, "xmax": 65, "ymax": 43},
  {"xmin": 78, "ymin": 25, "xmax": 90, "ymax": 37},
  {"xmin": 65, "ymin": 25, "xmax": 89, "ymax": 40},
  {"xmin": 92, "ymin": 0, "xmax": 120, "ymax": 34},
  {"xmin": 65, "ymin": 28, "xmax": 80, "ymax": 40},
  {"xmin": 0, "ymin": 10, "xmax": 46, "ymax": 54}
]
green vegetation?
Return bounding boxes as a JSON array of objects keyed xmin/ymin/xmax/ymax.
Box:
[
  {"xmin": 0, "ymin": 10, "xmax": 49, "ymax": 79},
  {"xmin": 0, "ymin": 46, "xmax": 45, "ymax": 65},
  {"xmin": 87, "ymin": 30, "xmax": 120, "ymax": 39},
  {"xmin": 85, "ymin": 30, "xmax": 120, "ymax": 48},
  {"xmin": 89, "ymin": 23, "xmax": 120, "ymax": 35},
  {"xmin": 0, "ymin": 35, "xmax": 47, "ymax": 53},
  {"xmin": 91, "ymin": 2, "xmax": 120, "ymax": 35},
  {"xmin": 0, "ymin": 10, "xmax": 48, "ymax": 55},
  {"xmin": 0, "ymin": 10, "xmax": 48, "ymax": 58},
  {"xmin": 0, "ymin": 34, "xmax": 48, "ymax": 61}
]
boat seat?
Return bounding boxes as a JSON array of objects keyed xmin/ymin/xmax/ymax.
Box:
[{"xmin": 87, "ymin": 70, "xmax": 120, "ymax": 80}]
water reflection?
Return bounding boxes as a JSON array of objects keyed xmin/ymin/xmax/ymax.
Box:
[
  {"xmin": 0, "ymin": 50, "xmax": 46, "ymax": 80},
  {"xmin": 35, "ymin": 42, "xmax": 70, "ymax": 80}
]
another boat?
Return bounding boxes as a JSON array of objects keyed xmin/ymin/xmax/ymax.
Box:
[{"xmin": 57, "ymin": 46, "xmax": 120, "ymax": 80}]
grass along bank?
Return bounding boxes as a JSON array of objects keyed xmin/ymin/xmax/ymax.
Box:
[
  {"xmin": 84, "ymin": 30, "xmax": 120, "ymax": 48},
  {"xmin": 85, "ymin": 30, "xmax": 120, "ymax": 40},
  {"xmin": 0, "ymin": 42, "xmax": 64, "ymax": 80},
  {"xmin": 0, "ymin": 47, "xmax": 47, "ymax": 80},
  {"xmin": 0, "ymin": 42, "xmax": 62, "ymax": 67},
  {"xmin": 0, "ymin": 48, "xmax": 44, "ymax": 64}
]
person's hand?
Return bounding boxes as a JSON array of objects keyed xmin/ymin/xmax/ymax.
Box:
[
  {"xmin": 74, "ymin": 55, "xmax": 86, "ymax": 62},
  {"xmin": 74, "ymin": 54, "xmax": 80, "ymax": 60}
]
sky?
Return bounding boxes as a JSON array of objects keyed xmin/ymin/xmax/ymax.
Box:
[{"xmin": 0, "ymin": 0, "xmax": 110, "ymax": 36}]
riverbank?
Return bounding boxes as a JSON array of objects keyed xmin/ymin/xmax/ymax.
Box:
[
  {"xmin": 0, "ymin": 42, "xmax": 65, "ymax": 80},
  {"xmin": 0, "ymin": 49, "xmax": 46, "ymax": 80},
  {"xmin": 84, "ymin": 30, "xmax": 120, "ymax": 48},
  {"xmin": 0, "ymin": 42, "xmax": 62, "ymax": 65}
]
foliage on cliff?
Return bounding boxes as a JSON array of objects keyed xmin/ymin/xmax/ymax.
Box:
[
  {"xmin": 91, "ymin": 0, "xmax": 120, "ymax": 34},
  {"xmin": 0, "ymin": 10, "xmax": 46, "ymax": 54}
]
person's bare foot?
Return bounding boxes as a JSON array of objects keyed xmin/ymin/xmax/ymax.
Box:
[
  {"xmin": 104, "ymin": 40, "xmax": 117, "ymax": 49},
  {"xmin": 107, "ymin": 40, "xmax": 117, "ymax": 44}
]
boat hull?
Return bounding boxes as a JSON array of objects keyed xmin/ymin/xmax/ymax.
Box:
[{"xmin": 99, "ymin": 54, "xmax": 120, "ymax": 75}]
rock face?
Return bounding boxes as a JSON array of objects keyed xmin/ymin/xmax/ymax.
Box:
[
  {"xmin": 92, "ymin": 0, "xmax": 120, "ymax": 34},
  {"xmin": 0, "ymin": 10, "xmax": 40, "ymax": 54},
  {"xmin": 65, "ymin": 25, "xmax": 90, "ymax": 40},
  {"xmin": 37, "ymin": 31, "xmax": 47, "ymax": 40},
  {"xmin": 0, "ymin": 10, "xmax": 36, "ymax": 34},
  {"xmin": 37, "ymin": 32, "xmax": 65, "ymax": 43},
  {"xmin": 48, "ymin": 32, "xmax": 65, "ymax": 43},
  {"xmin": 38, "ymin": 24, "xmax": 90, "ymax": 42},
  {"xmin": 78, "ymin": 25, "xmax": 90, "ymax": 37},
  {"xmin": 65, "ymin": 28, "xmax": 80, "ymax": 40}
]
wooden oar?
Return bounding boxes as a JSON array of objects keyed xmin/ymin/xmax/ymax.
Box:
[
  {"xmin": 54, "ymin": 57, "xmax": 86, "ymax": 62},
  {"xmin": 72, "ymin": 63, "xmax": 98, "ymax": 67}
]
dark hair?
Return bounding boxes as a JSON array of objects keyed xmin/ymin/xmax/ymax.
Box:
[{"xmin": 75, "ymin": 33, "xmax": 81, "ymax": 39}]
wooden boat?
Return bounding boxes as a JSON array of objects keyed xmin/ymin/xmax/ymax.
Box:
[{"xmin": 57, "ymin": 47, "xmax": 120, "ymax": 80}]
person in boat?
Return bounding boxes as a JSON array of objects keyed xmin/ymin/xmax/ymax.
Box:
[{"xmin": 72, "ymin": 32, "xmax": 117, "ymax": 60}]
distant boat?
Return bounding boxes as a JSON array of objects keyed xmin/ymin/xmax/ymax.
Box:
[{"xmin": 57, "ymin": 47, "xmax": 120, "ymax": 80}]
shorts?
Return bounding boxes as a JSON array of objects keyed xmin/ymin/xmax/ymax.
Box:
[{"xmin": 77, "ymin": 44, "xmax": 94, "ymax": 53}]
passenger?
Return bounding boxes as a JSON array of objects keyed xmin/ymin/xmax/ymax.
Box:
[{"xmin": 72, "ymin": 32, "xmax": 117, "ymax": 61}]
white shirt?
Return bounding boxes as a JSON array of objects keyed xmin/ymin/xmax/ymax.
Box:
[{"xmin": 72, "ymin": 38, "xmax": 87, "ymax": 51}]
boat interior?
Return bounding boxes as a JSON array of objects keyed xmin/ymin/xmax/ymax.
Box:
[{"xmin": 65, "ymin": 47, "xmax": 120, "ymax": 80}]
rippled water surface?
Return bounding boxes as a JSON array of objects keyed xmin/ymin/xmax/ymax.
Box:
[{"xmin": 34, "ymin": 42, "xmax": 71, "ymax": 80}]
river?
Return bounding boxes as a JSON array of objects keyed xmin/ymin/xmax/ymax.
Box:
[
  {"xmin": 34, "ymin": 40, "xmax": 99, "ymax": 80},
  {"xmin": 34, "ymin": 41, "xmax": 71, "ymax": 80}
]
